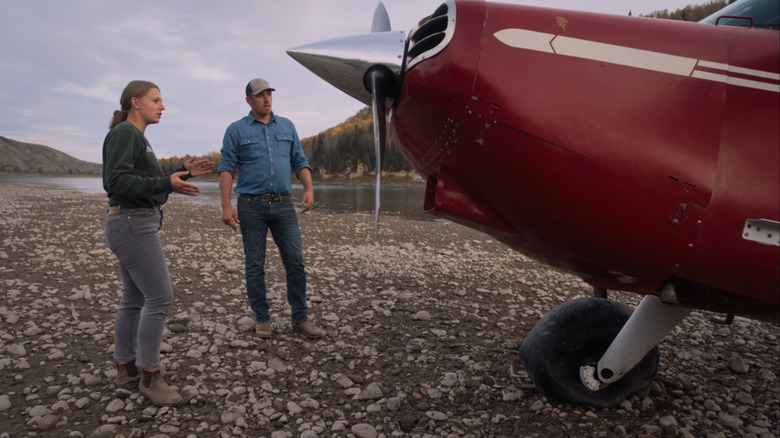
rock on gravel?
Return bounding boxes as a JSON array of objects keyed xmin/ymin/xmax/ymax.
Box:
[{"xmin": 0, "ymin": 181, "xmax": 778, "ymax": 437}]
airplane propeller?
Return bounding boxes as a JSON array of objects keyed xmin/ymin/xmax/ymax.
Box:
[
  {"xmin": 368, "ymin": 2, "xmax": 395, "ymax": 233},
  {"xmin": 287, "ymin": 1, "xmax": 405, "ymax": 234},
  {"xmin": 366, "ymin": 65, "xmax": 393, "ymax": 233}
]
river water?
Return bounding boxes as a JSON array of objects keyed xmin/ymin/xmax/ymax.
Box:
[{"xmin": 1, "ymin": 174, "xmax": 432, "ymax": 221}]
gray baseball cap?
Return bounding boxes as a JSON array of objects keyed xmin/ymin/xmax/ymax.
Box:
[{"xmin": 245, "ymin": 78, "xmax": 276, "ymax": 96}]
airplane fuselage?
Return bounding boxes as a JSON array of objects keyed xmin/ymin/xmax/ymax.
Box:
[{"xmin": 392, "ymin": 1, "xmax": 779, "ymax": 319}]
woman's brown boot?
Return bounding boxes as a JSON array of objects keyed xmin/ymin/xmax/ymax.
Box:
[
  {"xmin": 115, "ymin": 361, "xmax": 141, "ymax": 389},
  {"xmin": 139, "ymin": 369, "xmax": 183, "ymax": 407}
]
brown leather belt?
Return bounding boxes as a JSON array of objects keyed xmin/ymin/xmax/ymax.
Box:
[
  {"xmin": 239, "ymin": 193, "xmax": 291, "ymax": 202},
  {"xmin": 107, "ymin": 206, "xmax": 159, "ymax": 213}
]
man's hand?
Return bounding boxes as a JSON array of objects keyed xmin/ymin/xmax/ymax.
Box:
[
  {"xmin": 301, "ymin": 189, "xmax": 314, "ymax": 214},
  {"xmin": 171, "ymin": 171, "xmax": 200, "ymax": 196},
  {"xmin": 298, "ymin": 168, "xmax": 315, "ymax": 214},
  {"xmin": 222, "ymin": 207, "xmax": 240, "ymax": 231},
  {"xmin": 184, "ymin": 156, "xmax": 215, "ymax": 177}
]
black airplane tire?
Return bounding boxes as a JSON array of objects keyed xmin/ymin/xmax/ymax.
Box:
[{"xmin": 518, "ymin": 297, "xmax": 660, "ymax": 408}]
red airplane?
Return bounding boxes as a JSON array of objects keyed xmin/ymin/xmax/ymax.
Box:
[{"xmin": 288, "ymin": 0, "xmax": 779, "ymax": 407}]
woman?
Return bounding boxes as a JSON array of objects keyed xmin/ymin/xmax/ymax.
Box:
[{"xmin": 103, "ymin": 80, "xmax": 213, "ymax": 406}]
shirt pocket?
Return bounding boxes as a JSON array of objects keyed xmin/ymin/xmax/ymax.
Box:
[
  {"xmin": 239, "ymin": 137, "xmax": 266, "ymax": 161},
  {"xmin": 275, "ymin": 134, "xmax": 293, "ymax": 159}
]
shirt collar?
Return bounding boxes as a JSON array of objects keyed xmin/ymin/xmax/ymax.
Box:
[{"xmin": 246, "ymin": 111, "xmax": 276, "ymax": 125}]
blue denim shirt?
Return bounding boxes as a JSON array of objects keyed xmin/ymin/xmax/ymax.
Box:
[{"xmin": 219, "ymin": 112, "xmax": 311, "ymax": 195}]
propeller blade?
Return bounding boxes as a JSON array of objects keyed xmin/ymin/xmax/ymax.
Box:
[
  {"xmin": 287, "ymin": 3, "xmax": 405, "ymax": 235},
  {"xmin": 371, "ymin": 2, "xmax": 391, "ymax": 33},
  {"xmin": 365, "ymin": 67, "xmax": 394, "ymax": 234}
]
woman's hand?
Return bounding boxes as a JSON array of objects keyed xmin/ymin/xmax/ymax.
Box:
[
  {"xmin": 184, "ymin": 157, "xmax": 215, "ymax": 177},
  {"xmin": 171, "ymin": 171, "xmax": 200, "ymax": 196}
]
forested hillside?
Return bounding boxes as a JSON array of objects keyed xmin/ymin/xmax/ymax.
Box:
[
  {"xmin": 300, "ymin": 107, "xmax": 412, "ymax": 178},
  {"xmin": 641, "ymin": 0, "xmax": 731, "ymax": 20}
]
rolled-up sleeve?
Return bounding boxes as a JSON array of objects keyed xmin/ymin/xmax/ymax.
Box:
[
  {"xmin": 219, "ymin": 124, "xmax": 239, "ymax": 177},
  {"xmin": 289, "ymin": 127, "xmax": 311, "ymax": 176}
]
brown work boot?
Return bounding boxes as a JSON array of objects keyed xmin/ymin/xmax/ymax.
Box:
[
  {"xmin": 292, "ymin": 320, "xmax": 325, "ymax": 339},
  {"xmin": 256, "ymin": 321, "xmax": 273, "ymax": 339},
  {"xmin": 115, "ymin": 361, "xmax": 141, "ymax": 389},
  {"xmin": 139, "ymin": 369, "xmax": 183, "ymax": 407}
]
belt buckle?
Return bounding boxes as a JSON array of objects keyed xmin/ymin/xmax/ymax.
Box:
[{"xmin": 259, "ymin": 193, "xmax": 289, "ymax": 202}]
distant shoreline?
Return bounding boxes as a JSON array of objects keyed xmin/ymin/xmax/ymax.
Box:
[
  {"xmin": 0, "ymin": 170, "xmax": 427, "ymax": 186},
  {"xmin": 0, "ymin": 172, "xmax": 433, "ymax": 220}
]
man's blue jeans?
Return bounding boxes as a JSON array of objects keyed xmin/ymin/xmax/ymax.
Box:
[{"xmin": 237, "ymin": 196, "xmax": 309, "ymax": 323}]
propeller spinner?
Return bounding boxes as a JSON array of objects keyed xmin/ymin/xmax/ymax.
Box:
[{"xmin": 287, "ymin": 1, "xmax": 405, "ymax": 233}]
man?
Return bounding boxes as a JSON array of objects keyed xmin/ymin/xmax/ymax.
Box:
[{"xmin": 219, "ymin": 77, "xmax": 324, "ymax": 340}]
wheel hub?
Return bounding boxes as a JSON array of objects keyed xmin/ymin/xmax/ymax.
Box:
[{"xmin": 579, "ymin": 363, "xmax": 609, "ymax": 392}]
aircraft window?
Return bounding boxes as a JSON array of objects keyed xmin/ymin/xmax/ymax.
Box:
[{"xmin": 700, "ymin": 0, "xmax": 779, "ymax": 29}]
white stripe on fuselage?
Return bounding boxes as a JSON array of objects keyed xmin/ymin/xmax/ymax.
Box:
[{"xmin": 493, "ymin": 28, "xmax": 780, "ymax": 93}]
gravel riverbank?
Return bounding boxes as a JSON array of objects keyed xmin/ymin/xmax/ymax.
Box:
[{"xmin": 0, "ymin": 182, "xmax": 777, "ymax": 438}]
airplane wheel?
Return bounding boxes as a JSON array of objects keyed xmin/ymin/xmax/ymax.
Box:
[{"xmin": 518, "ymin": 297, "xmax": 659, "ymax": 408}]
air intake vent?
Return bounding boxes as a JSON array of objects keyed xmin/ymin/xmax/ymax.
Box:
[{"xmin": 406, "ymin": 1, "xmax": 456, "ymax": 70}]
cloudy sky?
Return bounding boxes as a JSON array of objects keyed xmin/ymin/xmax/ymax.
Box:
[{"xmin": 1, "ymin": 0, "xmax": 700, "ymax": 163}]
